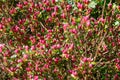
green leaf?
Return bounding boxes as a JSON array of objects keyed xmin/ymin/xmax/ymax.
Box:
[
  {"xmin": 17, "ymin": 63, "xmax": 22, "ymax": 67},
  {"xmin": 11, "ymin": 54, "xmax": 17, "ymax": 58},
  {"xmin": 88, "ymin": 1, "xmax": 97, "ymax": 8},
  {"xmin": 114, "ymin": 21, "xmax": 120, "ymax": 26},
  {"xmin": 1, "ymin": 0, "xmax": 6, "ymax": 2}
]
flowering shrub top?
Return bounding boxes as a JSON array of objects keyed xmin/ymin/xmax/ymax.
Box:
[{"xmin": 0, "ymin": 0, "xmax": 120, "ymax": 80}]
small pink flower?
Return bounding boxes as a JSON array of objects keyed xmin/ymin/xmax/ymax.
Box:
[
  {"xmin": 10, "ymin": 8, "xmax": 16, "ymax": 14},
  {"xmin": 99, "ymin": 18, "xmax": 105, "ymax": 24},
  {"xmin": 31, "ymin": 46, "xmax": 35, "ymax": 50},
  {"xmin": 13, "ymin": 77, "xmax": 19, "ymax": 80},
  {"xmin": 25, "ymin": 46, "xmax": 29, "ymax": 51},
  {"xmin": 117, "ymin": 52, "xmax": 120, "ymax": 56},
  {"xmin": 77, "ymin": 3, "xmax": 83, "ymax": 9},
  {"xmin": 23, "ymin": 54, "xmax": 28, "ymax": 59},
  {"xmin": 0, "ymin": 48, "xmax": 2, "ymax": 53},
  {"xmin": 69, "ymin": 29, "xmax": 77, "ymax": 34},
  {"xmin": 54, "ymin": 57, "xmax": 60, "ymax": 64},
  {"xmin": 0, "ymin": 24, "xmax": 3, "ymax": 30},
  {"xmin": 108, "ymin": 3, "xmax": 112, "ymax": 9},
  {"xmin": 52, "ymin": 0, "xmax": 56, "ymax": 4},
  {"xmin": 83, "ymin": 0, "xmax": 89, "ymax": 4},
  {"xmin": 0, "ymin": 44, "xmax": 5, "ymax": 53},
  {"xmin": 24, "ymin": 1, "xmax": 28, "ymax": 5},
  {"xmin": 82, "ymin": 70, "xmax": 87, "ymax": 74},
  {"xmin": 17, "ymin": 2, "xmax": 23, "ymax": 9},
  {"xmin": 72, "ymin": 21, "xmax": 76, "ymax": 25},
  {"xmin": 34, "ymin": 76, "xmax": 38, "ymax": 80},
  {"xmin": 82, "ymin": 16, "xmax": 89, "ymax": 24},
  {"xmin": 7, "ymin": 18, "xmax": 12, "ymax": 22},
  {"xmin": 51, "ymin": 12, "xmax": 56, "ymax": 17},
  {"xmin": 12, "ymin": 25, "xmax": 19, "ymax": 32},
  {"xmin": 82, "ymin": 57, "xmax": 88, "ymax": 63},
  {"xmin": 43, "ymin": 64, "xmax": 49, "ymax": 69},
  {"xmin": 35, "ymin": 62, "xmax": 39, "ymax": 71},
  {"xmin": 14, "ymin": 49, "xmax": 19, "ymax": 54},
  {"xmin": 64, "ymin": 53, "xmax": 70, "ymax": 59},
  {"xmin": 89, "ymin": 64, "xmax": 93, "ymax": 68},
  {"xmin": 63, "ymin": 23, "xmax": 69, "ymax": 31},
  {"xmin": 26, "ymin": 67, "xmax": 31, "ymax": 72},
  {"xmin": 71, "ymin": 71, "xmax": 77, "ymax": 77},
  {"xmin": 116, "ymin": 63, "xmax": 120, "ymax": 70},
  {"xmin": 66, "ymin": 4, "xmax": 72, "ymax": 11},
  {"xmin": 54, "ymin": 6, "xmax": 59, "ymax": 12},
  {"xmin": 69, "ymin": 70, "xmax": 77, "ymax": 77},
  {"xmin": 17, "ymin": 59, "xmax": 23, "ymax": 63},
  {"xmin": 114, "ymin": 74, "xmax": 119, "ymax": 80},
  {"xmin": 86, "ymin": 20, "xmax": 90, "ymax": 27},
  {"xmin": 61, "ymin": 13, "xmax": 66, "ymax": 19}
]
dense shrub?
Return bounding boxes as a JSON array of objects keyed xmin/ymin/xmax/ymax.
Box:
[{"xmin": 0, "ymin": 0, "xmax": 120, "ymax": 80}]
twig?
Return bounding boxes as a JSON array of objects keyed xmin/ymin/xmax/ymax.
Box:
[
  {"xmin": 94, "ymin": 31, "xmax": 107, "ymax": 61},
  {"xmin": 102, "ymin": 0, "xmax": 106, "ymax": 18}
]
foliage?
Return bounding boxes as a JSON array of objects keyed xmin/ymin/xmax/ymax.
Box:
[{"xmin": 0, "ymin": 0, "xmax": 120, "ymax": 79}]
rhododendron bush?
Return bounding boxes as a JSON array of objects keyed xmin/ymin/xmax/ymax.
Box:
[{"xmin": 0, "ymin": 0, "xmax": 120, "ymax": 79}]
